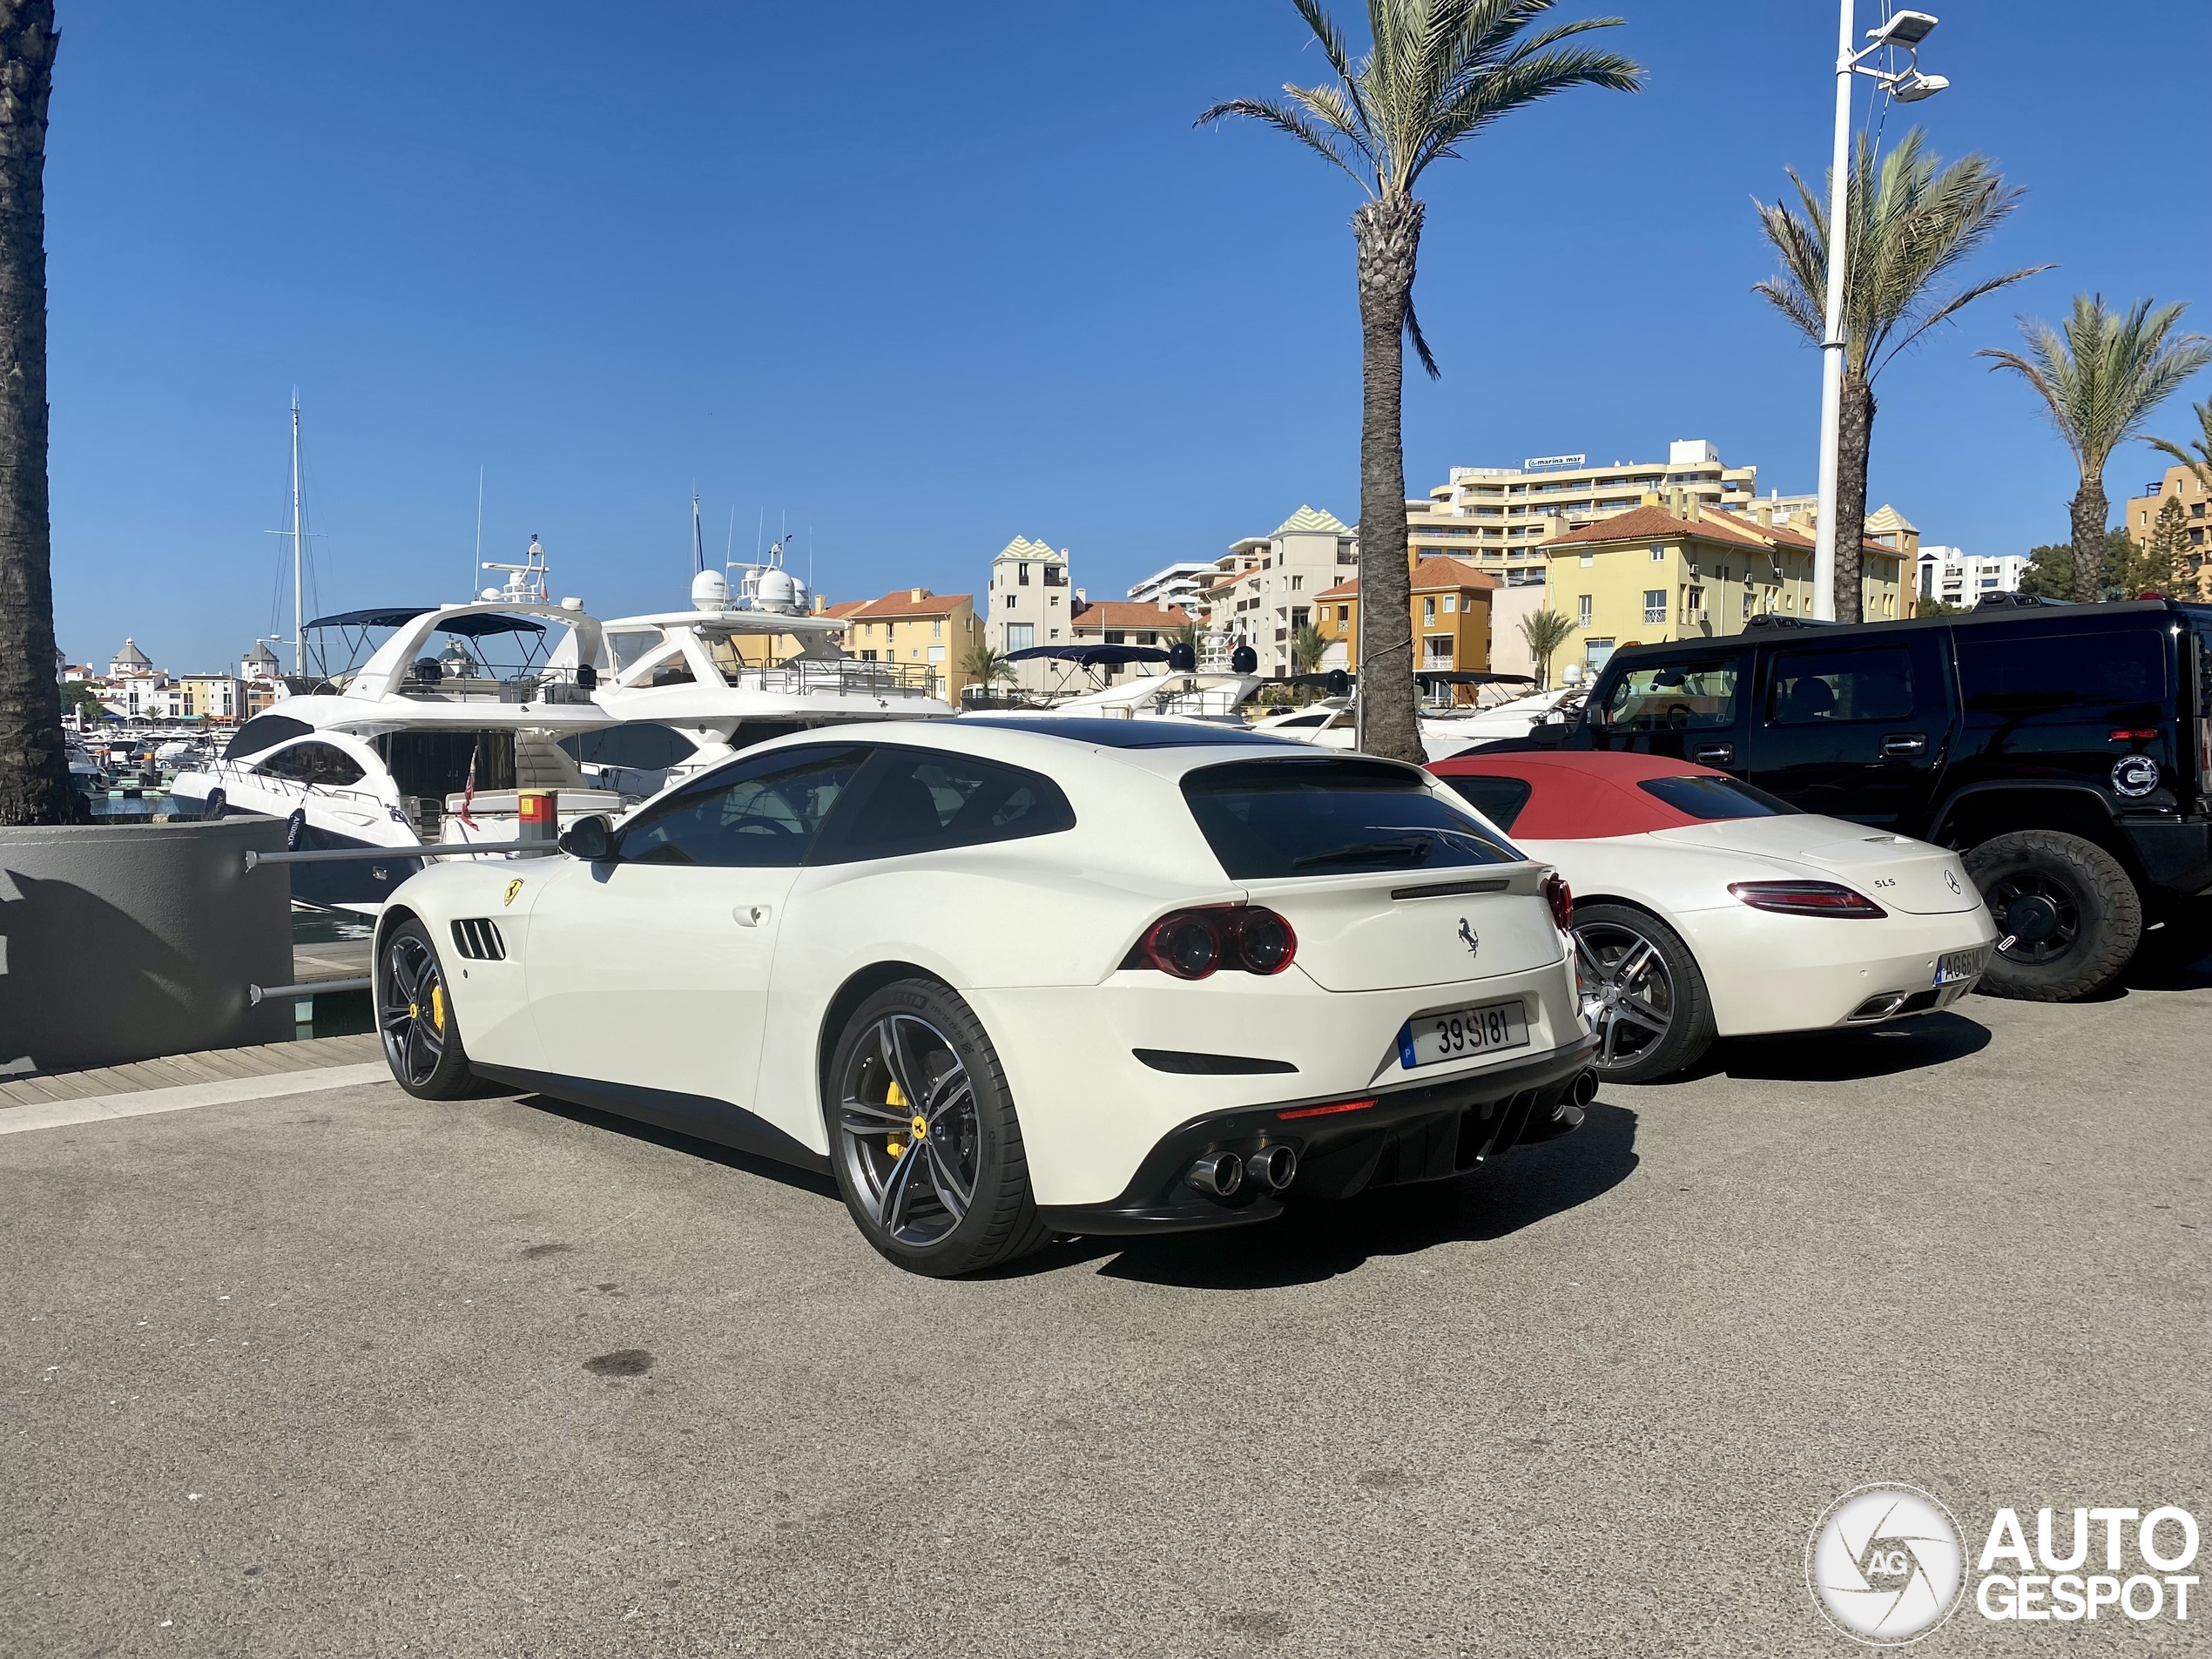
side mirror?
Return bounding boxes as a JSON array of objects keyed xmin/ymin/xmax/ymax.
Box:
[{"xmin": 558, "ymin": 813, "xmax": 613, "ymax": 861}]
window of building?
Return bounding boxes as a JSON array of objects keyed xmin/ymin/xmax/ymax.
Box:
[
  {"xmin": 1651, "ymin": 545, "xmax": 1666, "ymax": 561},
  {"xmin": 1289, "ymin": 575, "xmax": 1303, "ymax": 591},
  {"xmin": 1018, "ymin": 563, "xmax": 1030, "ymax": 585},
  {"xmin": 1686, "ymin": 587, "xmax": 1705, "ymax": 614},
  {"xmin": 1423, "ymin": 597, "xmax": 1437, "ymax": 624},
  {"xmin": 932, "ymin": 618, "xmax": 942, "ymax": 637},
  {"xmin": 1005, "ymin": 623, "xmax": 1034, "ymax": 652},
  {"xmin": 1580, "ymin": 553, "xmax": 1594, "ymax": 567},
  {"xmin": 1642, "ymin": 590, "xmax": 1666, "ymax": 624},
  {"xmin": 1577, "ymin": 595, "xmax": 1594, "ymax": 627},
  {"xmin": 1442, "ymin": 595, "xmax": 1456, "ymax": 613},
  {"xmin": 1336, "ymin": 605, "xmax": 1349, "ymax": 624}
]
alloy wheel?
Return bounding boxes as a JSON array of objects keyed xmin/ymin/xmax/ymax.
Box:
[
  {"xmin": 379, "ymin": 933, "xmax": 448, "ymax": 1089},
  {"xmin": 1574, "ymin": 920, "xmax": 1675, "ymax": 1070},
  {"xmin": 1986, "ymin": 871, "xmax": 2080, "ymax": 964},
  {"xmin": 834, "ymin": 1013, "xmax": 980, "ymax": 1250}
]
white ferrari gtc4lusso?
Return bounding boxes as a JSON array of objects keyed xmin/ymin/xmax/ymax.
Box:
[
  {"xmin": 1428, "ymin": 751, "xmax": 2000, "ymax": 1082},
  {"xmin": 374, "ymin": 718, "xmax": 1601, "ymax": 1275}
]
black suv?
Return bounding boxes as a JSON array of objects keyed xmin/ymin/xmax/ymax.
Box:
[{"xmin": 1501, "ymin": 598, "xmax": 2212, "ymax": 1000}]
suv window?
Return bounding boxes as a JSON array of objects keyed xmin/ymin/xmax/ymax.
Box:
[
  {"xmin": 820, "ymin": 748, "xmax": 1076, "ymax": 862},
  {"xmin": 1183, "ymin": 757, "xmax": 1518, "ymax": 878},
  {"xmin": 619, "ymin": 745, "xmax": 865, "ymax": 867},
  {"xmin": 1958, "ymin": 627, "xmax": 2165, "ymax": 726},
  {"xmin": 1438, "ymin": 774, "xmax": 1534, "ymax": 833},
  {"xmin": 258, "ymin": 741, "xmax": 365, "ymax": 787},
  {"xmin": 1765, "ymin": 645, "xmax": 1917, "ymax": 724},
  {"xmin": 1599, "ymin": 660, "xmax": 1740, "ymax": 731}
]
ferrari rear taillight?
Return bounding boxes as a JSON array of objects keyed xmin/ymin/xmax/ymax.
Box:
[
  {"xmin": 1124, "ymin": 906, "xmax": 1299, "ymax": 979},
  {"xmin": 1728, "ymin": 880, "xmax": 1886, "ymax": 919},
  {"xmin": 1541, "ymin": 872, "xmax": 1573, "ymax": 932}
]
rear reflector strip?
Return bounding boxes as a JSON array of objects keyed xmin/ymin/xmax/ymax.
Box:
[{"xmin": 1276, "ymin": 1097, "xmax": 1377, "ymax": 1121}]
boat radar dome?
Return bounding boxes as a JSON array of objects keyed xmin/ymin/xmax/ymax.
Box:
[
  {"xmin": 691, "ymin": 568, "xmax": 732, "ymax": 611},
  {"xmin": 755, "ymin": 564, "xmax": 800, "ymax": 615}
]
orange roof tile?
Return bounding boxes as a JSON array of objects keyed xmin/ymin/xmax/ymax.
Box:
[
  {"xmin": 845, "ymin": 590, "xmax": 974, "ymax": 620},
  {"xmin": 1070, "ymin": 599, "xmax": 1192, "ymax": 631},
  {"xmin": 1312, "ymin": 556, "xmax": 1498, "ymax": 603}
]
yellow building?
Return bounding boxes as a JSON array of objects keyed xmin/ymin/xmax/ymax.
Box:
[
  {"xmin": 836, "ymin": 588, "xmax": 978, "ymax": 703},
  {"xmin": 1315, "ymin": 555, "xmax": 1498, "ymax": 695},
  {"xmin": 2124, "ymin": 460, "xmax": 2211, "ymax": 599},
  {"xmin": 1540, "ymin": 500, "xmax": 1906, "ymax": 672}
]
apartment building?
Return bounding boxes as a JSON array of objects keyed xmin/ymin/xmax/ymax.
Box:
[
  {"xmin": 2125, "ymin": 461, "xmax": 2211, "ymax": 598},
  {"xmin": 1917, "ymin": 546, "xmax": 2028, "ymax": 607},
  {"xmin": 1069, "ymin": 597, "xmax": 1192, "ymax": 654},
  {"xmin": 174, "ymin": 676, "xmax": 247, "ymax": 721},
  {"xmin": 1541, "ymin": 499, "xmax": 1906, "ymax": 673},
  {"xmin": 1210, "ymin": 506, "xmax": 1361, "ymax": 678},
  {"xmin": 1406, "ymin": 440, "xmax": 1759, "ymax": 589},
  {"xmin": 1125, "ymin": 561, "xmax": 1216, "ymax": 608},
  {"xmin": 837, "ymin": 588, "xmax": 978, "ymax": 703},
  {"xmin": 1314, "ymin": 555, "xmax": 1498, "ymax": 689},
  {"xmin": 982, "ymin": 536, "xmax": 1076, "ymax": 695}
]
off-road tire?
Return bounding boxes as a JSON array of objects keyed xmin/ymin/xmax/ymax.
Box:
[
  {"xmin": 1571, "ymin": 902, "xmax": 1717, "ymax": 1082},
  {"xmin": 375, "ymin": 919, "xmax": 479, "ymax": 1100},
  {"xmin": 1965, "ymin": 830, "xmax": 2142, "ymax": 1001},
  {"xmin": 826, "ymin": 979, "xmax": 1051, "ymax": 1278}
]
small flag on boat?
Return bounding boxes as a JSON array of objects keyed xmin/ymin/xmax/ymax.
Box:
[{"xmin": 458, "ymin": 743, "xmax": 478, "ymax": 830}]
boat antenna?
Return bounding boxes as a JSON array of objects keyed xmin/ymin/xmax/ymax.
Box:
[
  {"xmin": 473, "ymin": 464, "xmax": 484, "ymax": 601},
  {"xmin": 290, "ymin": 393, "xmax": 304, "ymax": 676},
  {"xmin": 754, "ymin": 508, "xmax": 764, "ymax": 564},
  {"xmin": 691, "ymin": 492, "xmax": 705, "ymax": 574},
  {"xmin": 725, "ymin": 507, "xmax": 735, "ymax": 568}
]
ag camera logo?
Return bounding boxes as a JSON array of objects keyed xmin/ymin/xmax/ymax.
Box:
[
  {"xmin": 2111, "ymin": 754, "xmax": 2161, "ymax": 798},
  {"xmin": 1807, "ymin": 1485, "xmax": 1966, "ymax": 1646}
]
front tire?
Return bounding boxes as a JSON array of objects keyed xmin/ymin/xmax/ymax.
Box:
[
  {"xmin": 1966, "ymin": 830, "xmax": 2141, "ymax": 1001},
  {"xmin": 376, "ymin": 919, "xmax": 477, "ymax": 1099},
  {"xmin": 1572, "ymin": 902, "xmax": 1716, "ymax": 1082},
  {"xmin": 826, "ymin": 980, "xmax": 1050, "ymax": 1278}
]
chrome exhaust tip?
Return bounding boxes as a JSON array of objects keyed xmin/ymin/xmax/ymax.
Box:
[
  {"xmin": 1569, "ymin": 1069, "xmax": 1599, "ymax": 1107},
  {"xmin": 1245, "ymin": 1143, "xmax": 1298, "ymax": 1191},
  {"xmin": 1185, "ymin": 1151, "xmax": 1244, "ymax": 1197},
  {"xmin": 1848, "ymin": 992, "xmax": 1910, "ymax": 1022}
]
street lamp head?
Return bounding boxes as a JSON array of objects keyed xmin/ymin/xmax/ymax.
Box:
[
  {"xmin": 1892, "ymin": 70, "xmax": 1949, "ymax": 102},
  {"xmin": 1867, "ymin": 10, "xmax": 1939, "ymax": 47}
]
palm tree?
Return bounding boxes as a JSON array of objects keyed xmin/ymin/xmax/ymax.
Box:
[
  {"xmin": 1518, "ymin": 606, "xmax": 1575, "ymax": 690},
  {"xmin": 1291, "ymin": 622, "xmax": 1328, "ymax": 674},
  {"xmin": 1753, "ymin": 130, "xmax": 2049, "ymax": 623},
  {"xmin": 2148, "ymin": 398, "xmax": 2212, "ymax": 599},
  {"xmin": 959, "ymin": 641, "xmax": 1015, "ymax": 695},
  {"xmin": 1980, "ymin": 295, "xmax": 2212, "ymax": 603},
  {"xmin": 1201, "ymin": 0, "xmax": 1639, "ymax": 760},
  {"xmin": 0, "ymin": 1, "xmax": 67, "ymax": 826}
]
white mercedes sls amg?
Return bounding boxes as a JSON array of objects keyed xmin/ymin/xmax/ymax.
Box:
[{"xmin": 374, "ymin": 718, "xmax": 1600, "ymax": 1275}]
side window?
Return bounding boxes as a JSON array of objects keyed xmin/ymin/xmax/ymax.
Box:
[
  {"xmin": 1958, "ymin": 627, "xmax": 2166, "ymax": 726},
  {"xmin": 557, "ymin": 723, "xmax": 697, "ymax": 771},
  {"xmin": 1765, "ymin": 645, "xmax": 1917, "ymax": 725},
  {"xmin": 617, "ymin": 746, "xmax": 865, "ymax": 867},
  {"xmin": 1599, "ymin": 658, "xmax": 1741, "ymax": 730},
  {"xmin": 258, "ymin": 741, "xmax": 365, "ymax": 786},
  {"xmin": 820, "ymin": 748, "xmax": 1076, "ymax": 862},
  {"xmin": 1439, "ymin": 774, "xmax": 1534, "ymax": 833}
]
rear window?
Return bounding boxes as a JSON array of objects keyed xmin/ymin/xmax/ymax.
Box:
[
  {"xmin": 1439, "ymin": 774, "xmax": 1534, "ymax": 833},
  {"xmin": 1958, "ymin": 627, "xmax": 2166, "ymax": 725},
  {"xmin": 1183, "ymin": 758, "xmax": 1519, "ymax": 879},
  {"xmin": 1637, "ymin": 775, "xmax": 1797, "ymax": 820}
]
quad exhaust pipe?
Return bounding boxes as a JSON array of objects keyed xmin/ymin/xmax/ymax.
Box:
[
  {"xmin": 1570, "ymin": 1069, "xmax": 1599, "ymax": 1107},
  {"xmin": 1184, "ymin": 1143, "xmax": 1299, "ymax": 1199}
]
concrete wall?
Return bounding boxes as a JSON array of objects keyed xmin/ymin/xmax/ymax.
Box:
[
  {"xmin": 0, "ymin": 819, "xmax": 293, "ymax": 1076},
  {"xmin": 1487, "ymin": 584, "xmax": 1549, "ymax": 682}
]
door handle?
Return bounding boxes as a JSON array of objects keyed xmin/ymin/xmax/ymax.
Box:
[
  {"xmin": 1881, "ymin": 732, "xmax": 1928, "ymax": 758},
  {"xmin": 732, "ymin": 905, "xmax": 771, "ymax": 927},
  {"xmin": 1692, "ymin": 741, "xmax": 1734, "ymax": 765}
]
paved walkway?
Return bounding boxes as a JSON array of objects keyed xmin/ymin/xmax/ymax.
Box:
[{"xmin": 0, "ymin": 1033, "xmax": 382, "ymax": 1109}]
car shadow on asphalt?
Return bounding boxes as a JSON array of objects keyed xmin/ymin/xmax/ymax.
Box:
[
  {"xmin": 1664, "ymin": 1009, "xmax": 1993, "ymax": 1085},
  {"xmin": 1036, "ymin": 1101, "xmax": 1642, "ymax": 1291},
  {"xmin": 509, "ymin": 1092, "xmax": 844, "ymax": 1201}
]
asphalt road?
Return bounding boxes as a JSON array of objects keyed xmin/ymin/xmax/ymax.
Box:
[{"xmin": 5, "ymin": 962, "xmax": 2209, "ymax": 1658}]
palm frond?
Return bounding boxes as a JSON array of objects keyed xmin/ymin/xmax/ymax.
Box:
[
  {"xmin": 1194, "ymin": 96, "xmax": 1370, "ymax": 192},
  {"xmin": 1980, "ymin": 295, "xmax": 2212, "ymax": 474},
  {"xmin": 1872, "ymin": 263, "xmax": 2056, "ymax": 374},
  {"xmin": 1292, "ymin": 0, "xmax": 1371, "ymax": 134},
  {"xmin": 2145, "ymin": 398, "xmax": 2212, "ymax": 491},
  {"xmin": 1404, "ymin": 286, "xmax": 1440, "ymax": 380}
]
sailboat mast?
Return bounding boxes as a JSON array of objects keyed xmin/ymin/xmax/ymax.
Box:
[{"xmin": 290, "ymin": 395, "xmax": 305, "ymax": 677}]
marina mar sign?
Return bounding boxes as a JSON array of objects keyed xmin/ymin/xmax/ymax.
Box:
[{"xmin": 1521, "ymin": 454, "xmax": 1588, "ymax": 471}]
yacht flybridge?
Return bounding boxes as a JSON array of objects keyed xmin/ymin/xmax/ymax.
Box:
[{"xmin": 171, "ymin": 533, "xmax": 954, "ymax": 912}]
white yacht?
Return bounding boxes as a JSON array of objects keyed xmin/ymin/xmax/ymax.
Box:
[{"xmin": 989, "ymin": 644, "xmax": 1259, "ymax": 726}]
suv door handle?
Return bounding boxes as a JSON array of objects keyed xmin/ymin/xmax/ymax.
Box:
[
  {"xmin": 1692, "ymin": 741, "xmax": 1735, "ymax": 765},
  {"xmin": 733, "ymin": 904, "xmax": 771, "ymax": 927},
  {"xmin": 1882, "ymin": 732, "xmax": 1928, "ymax": 758}
]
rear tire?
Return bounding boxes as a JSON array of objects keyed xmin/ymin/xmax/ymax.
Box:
[
  {"xmin": 825, "ymin": 980, "xmax": 1051, "ymax": 1278},
  {"xmin": 1966, "ymin": 831, "xmax": 2141, "ymax": 1001},
  {"xmin": 1571, "ymin": 902, "xmax": 1716, "ymax": 1082},
  {"xmin": 376, "ymin": 919, "xmax": 478, "ymax": 1100}
]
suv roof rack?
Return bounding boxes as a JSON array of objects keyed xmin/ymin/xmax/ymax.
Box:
[
  {"xmin": 1743, "ymin": 613, "xmax": 1843, "ymax": 629},
  {"xmin": 1973, "ymin": 592, "xmax": 2074, "ymax": 609}
]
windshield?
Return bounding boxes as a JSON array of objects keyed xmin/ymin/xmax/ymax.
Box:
[{"xmin": 1182, "ymin": 757, "xmax": 1521, "ymax": 879}]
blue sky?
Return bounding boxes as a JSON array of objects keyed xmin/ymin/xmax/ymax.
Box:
[{"xmin": 47, "ymin": 0, "xmax": 2212, "ymax": 671}]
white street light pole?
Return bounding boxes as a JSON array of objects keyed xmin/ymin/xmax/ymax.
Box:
[
  {"xmin": 1811, "ymin": 8, "xmax": 1946, "ymax": 624},
  {"xmin": 1811, "ymin": 0, "xmax": 1857, "ymax": 623}
]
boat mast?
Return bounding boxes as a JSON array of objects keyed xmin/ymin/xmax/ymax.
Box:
[{"xmin": 290, "ymin": 394, "xmax": 305, "ymax": 676}]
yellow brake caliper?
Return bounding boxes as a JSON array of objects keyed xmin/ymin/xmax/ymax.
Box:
[
  {"xmin": 885, "ymin": 1077, "xmax": 908, "ymax": 1157},
  {"xmin": 430, "ymin": 981, "xmax": 445, "ymax": 1033}
]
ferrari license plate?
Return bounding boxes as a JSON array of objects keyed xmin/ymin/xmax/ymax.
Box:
[
  {"xmin": 1934, "ymin": 946, "xmax": 1988, "ymax": 986},
  {"xmin": 1397, "ymin": 1000, "xmax": 1528, "ymax": 1069}
]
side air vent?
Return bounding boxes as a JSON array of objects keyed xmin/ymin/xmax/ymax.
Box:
[{"xmin": 450, "ymin": 918, "xmax": 507, "ymax": 961}]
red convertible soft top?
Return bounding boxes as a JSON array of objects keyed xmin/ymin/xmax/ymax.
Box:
[{"xmin": 1428, "ymin": 750, "xmax": 1738, "ymax": 839}]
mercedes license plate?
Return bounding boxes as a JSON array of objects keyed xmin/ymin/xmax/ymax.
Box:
[
  {"xmin": 1397, "ymin": 1000, "xmax": 1528, "ymax": 1069},
  {"xmin": 1934, "ymin": 946, "xmax": 1988, "ymax": 986}
]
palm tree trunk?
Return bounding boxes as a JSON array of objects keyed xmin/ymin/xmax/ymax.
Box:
[
  {"xmin": 1352, "ymin": 196, "xmax": 1421, "ymax": 764},
  {"xmin": 1831, "ymin": 372, "xmax": 1874, "ymax": 624},
  {"xmin": 2070, "ymin": 479, "xmax": 2108, "ymax": 602},
  {"xmin": 0, "ymin": 0, "xmax": 66, "ymax": 826}
]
